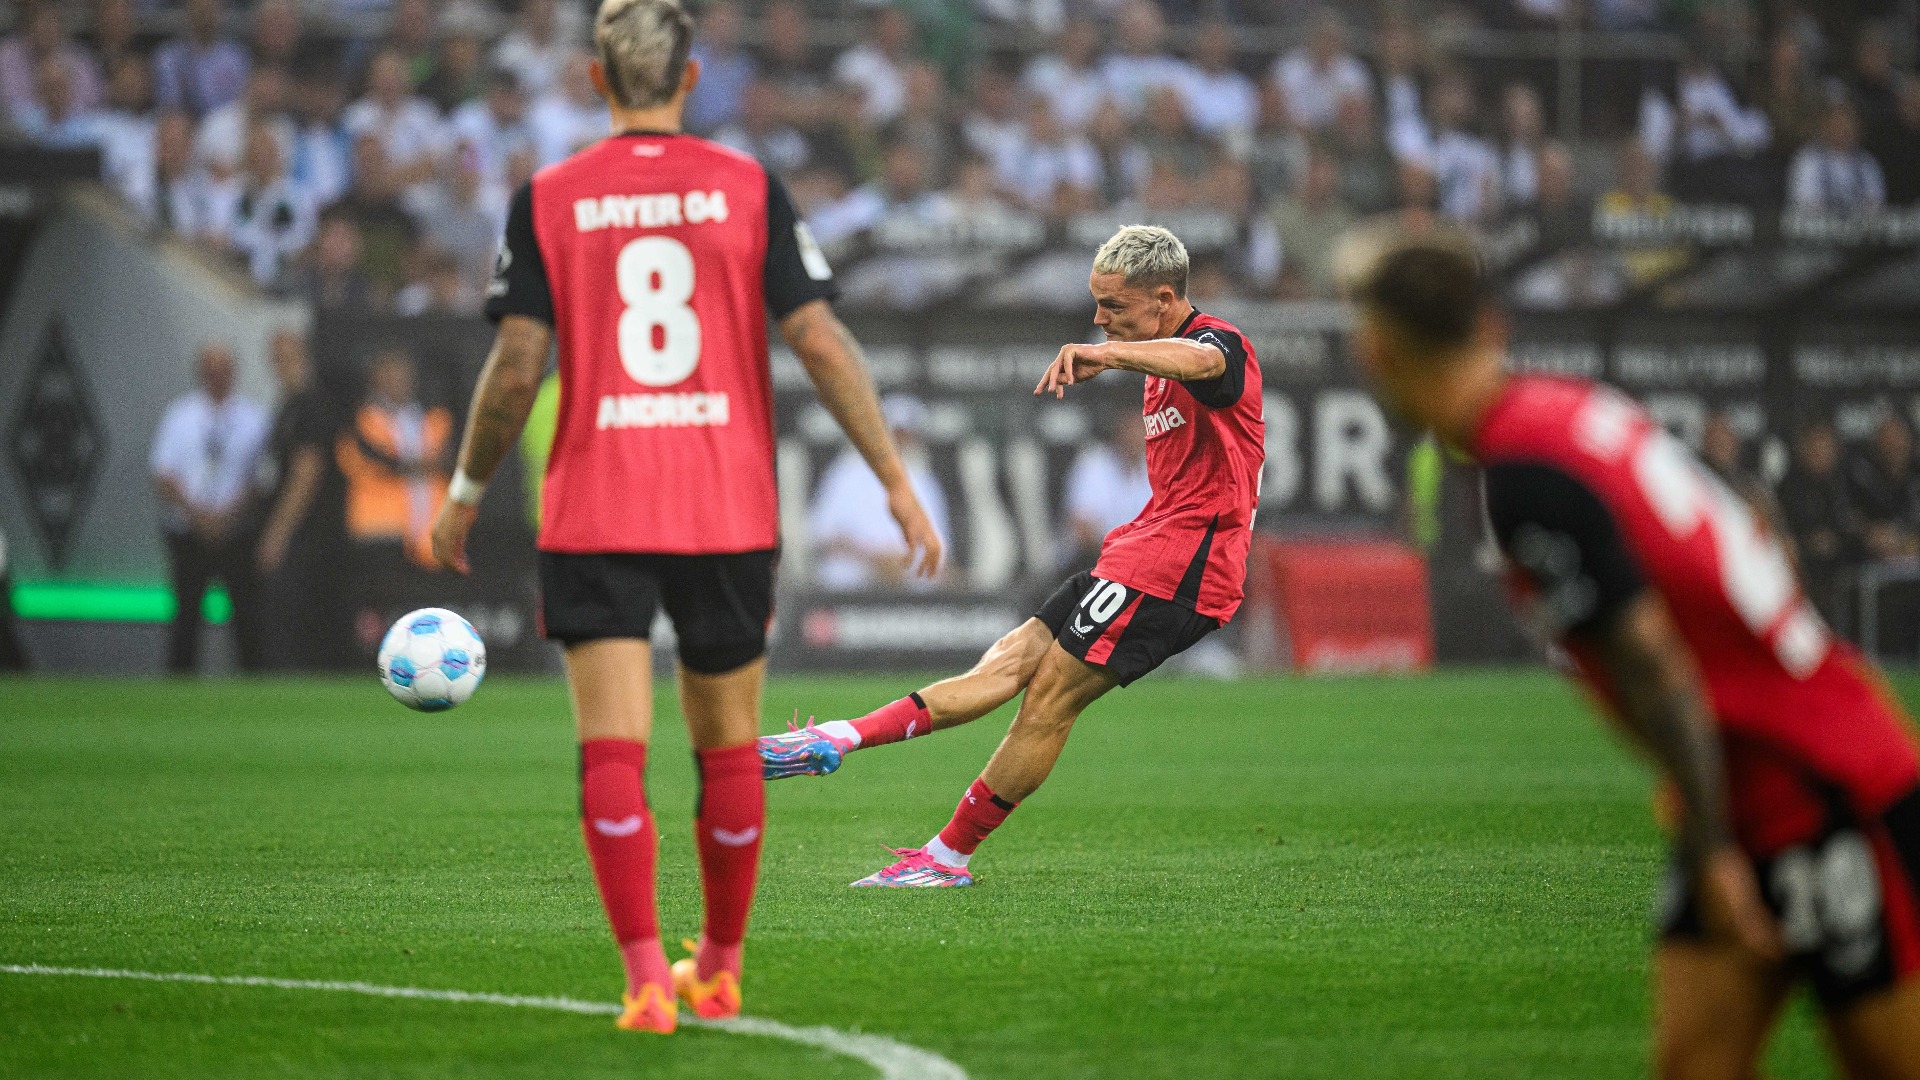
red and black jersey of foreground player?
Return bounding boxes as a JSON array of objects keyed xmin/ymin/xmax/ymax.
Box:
[
  {"xmin": 486, "ymin": 131, "xmax": 837, "ymax": 555},
  {"xmin": 1475, "ymin": 373, "xmax": 1920, "ymax": 855},
  {"xmin": 1094, "ymin": 310, "xmax": 1266, "ymax": 623}
]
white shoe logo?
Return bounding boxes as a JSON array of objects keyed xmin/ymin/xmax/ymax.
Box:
[
  {"xmin": 711, "ymin": 826, "xmax": 760, "ymax": 847},
  {"xmin": 592, "ymin": 815, "xmax": 644, "ymax": 837}
]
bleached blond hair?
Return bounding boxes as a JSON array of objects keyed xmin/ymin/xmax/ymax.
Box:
[
  {"xmin": 1091, "ymin": 225, "xmax": 1189, "ymax": 297},
  {"xmin": 595, "ymin": 0, "xmax": 693, "ymax": 109}
]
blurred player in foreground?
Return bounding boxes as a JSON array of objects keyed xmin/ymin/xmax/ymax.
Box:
[
  {"xmin": 1340, "ymin": 226, "xmax": 1920, "ymax": 1079},
  {"xmin": 758, "ymin": 225, "xmax": 1265, "ymax": 887},
  {"xmin": 428, "ymin": 0, "xmax": 941, "ymax": 1033}
]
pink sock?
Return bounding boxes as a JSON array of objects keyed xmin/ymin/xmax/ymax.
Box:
[
  {"xmin": 851, "ymin": 693, "xmax": 932, "ymax": 748},
  {"xmin": 695, "ymin": 935, "xmax": 744, "ymax": 982},
  {"xmin": 619, "ymin": 938, "xmax": 672, "ymax": 998},
  {"xmin": 935, "ymin": 777, "xmax": 1017, "ymax": 857},
  {"xmin": 694, "ymin": 744, "xmax": 763, "ymax": 977}
]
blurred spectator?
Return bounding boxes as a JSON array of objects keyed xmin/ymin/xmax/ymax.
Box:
[
  {"xmin": 89, "ymin": 54, "xmax": 158, "ymax": 217},
  {"xmin": 1138, "ymin": 85, "xmax": 1215, "ymax": 187},
  {"xmin": 249, "ymin": 0, "xmax": 303, "ymax": 71},
  {"xmin": 1375, "ymin": 16, "xmax": 1430, "ymax": 160},
  {"xmin": 1498, "ymin": 82, "xmax": 1546, "ymax": 209},
  {"xmin": 1788, "ymin": 100, "xmax": 1886, "ymax": 212},
  {"xmin": 685, "ymin": 0, "xmax": 753, "ymax": 134},
  {"xmin": 808, "ymin": 394, "xmax": 950, "ymax": 590},
  {"xmin": 1846, "ymin": 409, "xmax": 1920, "ymax": 561},
  {"xmin": 383, "ymin": 0, "xmax": 439, "ymax": 87},
  {"xmin": 1261, "ymin": 147, "xmax": 1353, "ymax": 297},
  {"xmin": 150, "ymin": 342, "xmax": 270, "ymax": 673},
  {"xmin": 1531, "ymin": 141, "xmax": 1586, "ymax": 249},
  {"xmin": 1101, "ymin": 1, "xmax": 1190, "ymax": 117},
  {"xmin": 342, "ymin": 135, "xmax": 421, "ymax": 303},
  {"xmin": 21, "ymin": 56, "xmax": 100, "ymax": 149},
  {"xmin": 395, "ymin": 245, "xmax": 485, "ymax": 316},
  {"xmin": 715, "ymin": 78, "xmax": 812, "ymax": 175},
  {"xmin": 945, "ymin": 152, "xmax": 1013, "ymax": 216},
  {"xmin": 1426, "ymin": 70, "xmax": 1500, "ymax": 225},
  {"xmin": 1700, "ymin": 408, "xmax": 1774, "ymax": 520},
  {"xmin": 419, "ymin": 12, "xmax": 492, "ymax": 113},
  {"xmin": 963, "ymin": 65, "xmax": 1027, "ymax": 184},
  {"xmin": 810, "ymin": 140, "xmax": 943, "ymax": 246},
  {"xmin": 1879, "ymin": 76, "xmax": 1920, "ymax": 206},
  {"xmin": 1023, "ymin": 18, "xmax": 1106, "ymax": 132},
  {"xmin": 1272, "ymin": 9, "xmax": 1371, "ymax": 132},
  {"xmin": 1851, "ymin": 23, "xmax": 1900, "ymax": 150},
  {"xmin": 288, "ymin": 62, "xmax": 352, "ymax": 209},
  {"xmin": 1756, "ymin": 30, "xmax": 1827, "ymax": 155},
  {"xmin": 336, "ymin": 347, "xmax": 453, "ymax": 574},
  {"xmin": 834, "ymin": 5, "xmax": 916, "ymax": 128},
  {"xmin": 209, "ymin": 119, "xmax": 317, "ymax": 287},
  {"xmin": 1006, "ymin": 96, "xmax": 1099, "ymax": 215},
  {"xmin": 492, "ymin": 0, "xmax": 571, "ymax": 98},
  {"xmin": 154, "ymin": 110, "xmax": 213, "ymax": 236},
  {"xmin": 194, "ymin": 65, "xmax": 293, "ymax": 180},
  {"xmin": 1329, "ymin": 92, "xmax": 1399, "ymax": 215},
  {"xmin": 343, "ymin": 49, "xmax": 448, "ymax": 188},
  {"xmin": 1085, "ymin": 99, "xmax": 1150, "ymax": 205},
  {"xmin": 1394, "ymin": 158, "xmax": 1439, "ymax": 228},
  {"xmin": 296, "ymin": 207, "xmax": 375, "ymax": 311},
  {"xmin": 0, "ymin": 1, "xmax": 103, "ymax": 131},
  {"xmin": 760, "ymin": 0, "xmax": 831, "ymax": 132},
  {"xmin": 1777, "ymin": 417, "xmax": 1856, "ymax": 629},
  {"xmin": 883, "ymin": 62, "xmax": 959, "ymax": 189},
  {"xmin": 88, "ymin": 0, "xmax": 141, "ymax": 77},
  {"xmin": 1180, "ymin": 21, "xmax": 1256, "ymax": 145},
  {"xmin": 1598, "ymin": 141, "xmax": 1688, "ymax": 284},
  {"xmin": 404, "ymin": 152, "xmax": 503, "ymax": 279},
  {"xmin": 528, "ymin": 51, "xmax": 609, "ymax": 167},
  {"xmin": 153, "ymin": 0, "xmax": 251, "ymax": 118},
  {"xmin": 1061, "ymin": 409, "xmax": 1150, "ymax": 570},
  {"xmin": 1246, "ymin": 80, "xmax": 1308, "ymax": 202},
  {"xmin": 1639, "ymin": 53, "xmax": 1772, "ymax": 202},
  {"xmin": 250, "ymin": 331, "xmax": 337, "ymax": 670},
  {"xmin": 449, "ymin": 66, "xmax": 532, "ymax": 191}
]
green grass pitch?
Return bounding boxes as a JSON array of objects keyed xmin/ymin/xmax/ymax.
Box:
[{"xmin": 0, "ymin": 671, "xmax": 1874, "ymax": 1078}]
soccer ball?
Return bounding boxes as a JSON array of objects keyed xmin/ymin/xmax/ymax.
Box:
[{"xmin": 378, "ymin": 607, "xmax": 487, "ymax": 711}]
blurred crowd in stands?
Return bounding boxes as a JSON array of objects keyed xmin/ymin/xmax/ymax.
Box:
[{"xmin": 6, "ymin": 0, "xmax": 1920, "ymax": 311}]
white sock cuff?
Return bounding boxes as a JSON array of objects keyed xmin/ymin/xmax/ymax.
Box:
[
  {"xmin": 925, "ymin": 835, "xmax": 969, "ymax": 869},
  {"xmin": 817, "ymin": 719, "xmax": 860, "ymax": 746}
]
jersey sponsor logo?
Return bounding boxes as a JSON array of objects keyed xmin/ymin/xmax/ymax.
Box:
[
  {"xmin": 596, "ymin": 391, "xmax": 731, "ymax": 430},
  {"xmin": 573, "ymin": 190, "xmax": 730, "ymax": 232},
  {"xmin": 592, "ymin": 815, "xmax": 645, "ymax": 837},
  {"xmin": 1144, "ymin": 405, "xmax": 1187, "ymax": 440}
]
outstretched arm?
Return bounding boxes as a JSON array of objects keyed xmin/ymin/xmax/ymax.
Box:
[
  {"xmin": 1035, "ymin": 338, "xmax": 1225, "ymax": 398},
  {"xmin": 1591, "ymin": 594, "xmax": 1782, "ymax": 959},
  {"xmin": 429, "ymin": 314, "xmax": 553, "ymax": 573},
  {"xmin": 780, "ymin": 298, "xmax": 942, "ymax": 578}
]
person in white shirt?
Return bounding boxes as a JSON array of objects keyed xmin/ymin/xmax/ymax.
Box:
[
  {"xmin": 449, "ymin": 67, "xmax": 533, "ymax": 191},
  {"xmin": 193, "ymin": 64, "xmax": 294, "ymax": 181},
  {"xmin": 809, "ymin": 394, "xmax": 951, "ymax": 591},
  {"xmin": 1061, "ymin": 408, "xmax": 1150, "ymax": 569},
  {"xmin": 1424, "ymin": 70, "xmax": 1501, "ymax": 226},
  {"xmin": 832, "ymin": 5, "xmax": 915, "ymax": 128},
  {"xmin": 963, "ymin": 65, "xmax": 1027, "ymax": 183},
  {"xmin": 491, "ymin": 0, "xmax": 575, "ymax": 99},
  {"xmin": 1180, "ymin": 20, "xmax": 1257, "ymax": 146},
  {"xmin": 809, "ymin": 140, "xmax": 945, "ymax": 247},
  {"xmin": 1272, "ymin": 10, "xmax": 1373, "ymax": 132},
  {"xmin": 83, "ymin": 54, "xmax": 158, "ymax": 218},
  {"xmin": 341, "ymin": 49, "xmax": 449, "ymax": 189},
  {"xmin": 1639, "ymin": 55, "xmax": 1771, "ymax": 167},
  {"xmin": 288, "ymin": 64, "xmax": 352, "ymax": 210},
  {"xmin": 1100, "ymin": 1, "xmax": 1192, "ymax": 118},
  {"xmin": 1022, "ymin": 18, "xmax": 1107, "ymax": 132},
  {"xmin": 19, "ymin": 55, "xmax": 101, "ymax": 149},
  {"xmin": 713, "ymin": 77, "xmax": 812, "ymax": 175},
  {"xmin": 150, "ymin": 343, "xmax": 271, "ymax": 673},
  {"xmin": 206, "ymin": 120, "xmax": 317, "ymax": 287},
  {"xmin": 1498, "ymin": 81, "xmax": 1547, "ymax": 208},
  {"xmin": 1006, "ymin": 96, "xmax": 1100, "ymax": 215},
  {"xmin": 1789, "ymin": 100, "xmax": 1887, "ymax": 212},
  {"xmin": 528, "ymin": 50, "xmax": 609, "ymax": 167},
  {"xmin": 1376, "ymin": 17, "xmax": 1430, "ymax": 162}
]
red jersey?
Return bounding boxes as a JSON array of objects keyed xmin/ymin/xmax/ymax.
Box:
[
  {"xmin": 1476, "ymin": 374, "xmax": 1920, "ymax": 855},
  {"xmin": 486, "ymin": 132, "xmax": 836, "ymax": 554},
  {"xmin": 1094, "ymin": 311, "xmax": 1266, "ymax": 622}
]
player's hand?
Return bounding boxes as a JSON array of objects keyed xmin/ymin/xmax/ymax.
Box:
[
  {"xmin": 430, "ymin": 499, "xmax": 480, "ymax": 575},
  {"xmin": 1697, "ymin": 844, "xmax": 1784, "ymax": 961},
  {"xmin": 1035, "ymin": 343, "xmax": 1111, "ymax": 399},
  {"xmin": 887, "ymin": 484, "xmax": 943, "ymax": 579}
]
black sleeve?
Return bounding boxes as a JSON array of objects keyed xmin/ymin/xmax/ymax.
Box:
[
  {"xmin": 1484, "ymin": 461, "xmax": 1647, "ymax": 639},
  {"xmin": 484, "ymin": 182, "xmax": 554, "ymax": 326},
  {"xmin": 1179, "ymin": 324, "xmax": 1248, "ymax": 409},
  {"xmin": 762, "ymin": 171, "xmax": 837, "ymax": 319}
]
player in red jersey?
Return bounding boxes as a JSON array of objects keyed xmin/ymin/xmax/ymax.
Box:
[
  {"xmin": 1341, "ymin": 227, "xmax": 1920, "ymax": 1078},
  {"xmin": 757, "ymin": 225, "xmax": 1266, "ymax": 887},
  {"xmin": 426, "ymin": 0, "xmax": 942, "ymax": 1034}
]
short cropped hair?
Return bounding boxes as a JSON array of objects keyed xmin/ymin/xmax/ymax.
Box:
[
  {"xmin": 595, "ymin": 0, "xmax": 693, "ymax": 110},
  {"xmin": 1092, "ymin": 224, "xmax": 1189, "ymax": 298},
  {"xmin": 1335, "ymin": 225, "xmax": 1485, "ymax": 352}
]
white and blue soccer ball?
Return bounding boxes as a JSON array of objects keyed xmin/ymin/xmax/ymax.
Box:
[{"xmin": 378, "ymin": 607, "xmax": 487, "ymax": 711}]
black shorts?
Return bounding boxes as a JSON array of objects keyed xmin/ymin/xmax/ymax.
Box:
[
  {"xmin": 1035, "ymin": 571, "xmax": 1219, "ymax": 687},
  {"xmin": 1656, "ymin": 787, "xmax": 1920, "ymax": 1011},
  {"xmin": 538, "ymin": 549, "xmax": 776, "ymax": 674}
]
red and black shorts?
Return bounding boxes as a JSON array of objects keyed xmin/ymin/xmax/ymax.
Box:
[
  {"xmin": 1657, "ymin": 786, "xmax": 1920, "ymax": 1011},
  {"xmin": 1035, "ymin": 571, "xmax": 1219, "ymax": 687},
  {"xmin": 538, "ymin": 549, "xmax": 776, "ymax": 674}
]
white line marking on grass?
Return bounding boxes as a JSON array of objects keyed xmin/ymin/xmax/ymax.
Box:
[{"xmin": 1, "ymin": 963, "xmax": 966, "ymax": 1080}]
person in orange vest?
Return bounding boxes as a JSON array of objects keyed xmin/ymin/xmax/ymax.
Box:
[{"xmin": 336, "ymin": 347, "xmax": 453, "ymax": 644}]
